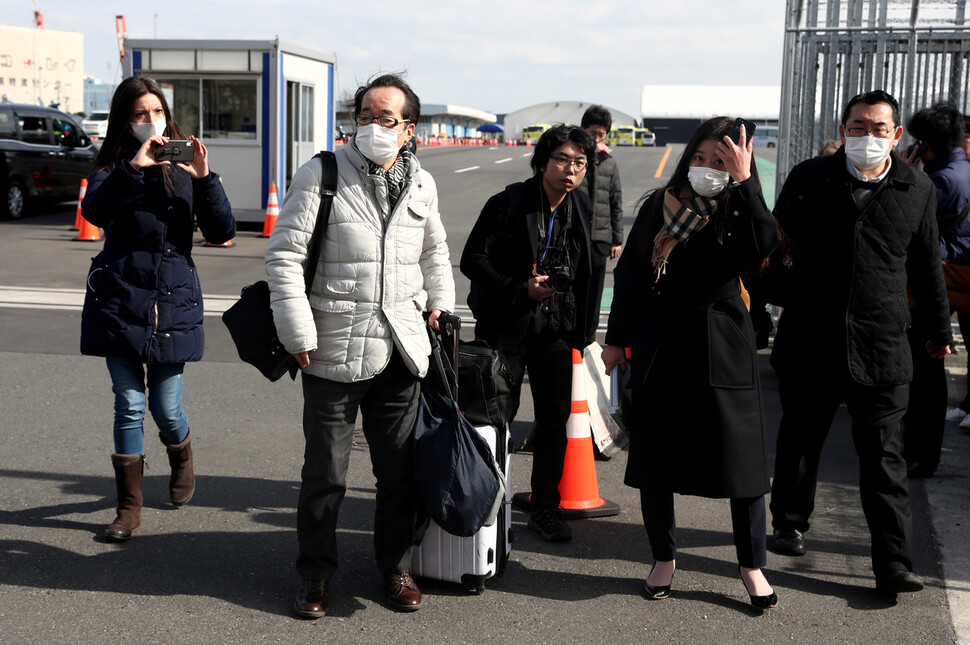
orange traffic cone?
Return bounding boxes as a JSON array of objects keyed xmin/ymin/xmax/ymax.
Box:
[
  {"xmin": 72, "ymin": 178, "xmax": 88, "ymax": 231},
  {"xmin": 260, "ymin": 183, "xmax": 280, "ymax": 238},
  {"xmin": 511, "ymin": 348, "xmax": 620, "ymax": 519},
  {"xmin": 76, "ymin": 213, "xmax": 101, "ymax": 242}
]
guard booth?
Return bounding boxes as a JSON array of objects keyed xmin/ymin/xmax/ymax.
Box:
[
  {"xmin": 778, "ymin": 0, "xmax": 970, "ymax": 193},
  {"xmin": 124, "ymin": 38, "xmax": 334, "ymax": 223}
]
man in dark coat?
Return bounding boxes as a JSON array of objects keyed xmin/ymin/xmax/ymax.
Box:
[
  {"xmin": 461, "ymin": 124, "xmax": 597, "ymax": 543},
  {"xmin": 576, "ymin": 105, "xmax": 623, "ymax": 324},
  {"xmin": 768, "ymin": 90, "xmax": 952, "ymax": 599},
  {"xmin": 900, "ymin": 101, "xmax": 970, "ymax": 476}
]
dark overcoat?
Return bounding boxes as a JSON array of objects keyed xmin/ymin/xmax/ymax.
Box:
[
  {"xmin": 80, "ymin": 158, "xmax": 235, "ymax": 364},
  {"xmin": 605, "ymin": 178, "xmax": 778, "ymax": 498},
  {"xmin": 461, "ymin": 175, "xmax": 597, "ymax": 351},
  {"xmin": 770, "ymin": 148, "xmax": 950, "ymax": 385}
]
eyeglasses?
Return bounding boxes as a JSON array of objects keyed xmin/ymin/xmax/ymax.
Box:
[
  {"xmin": 549, "ymin": 154, "xmax": 587, "ymax": 171},
  {"xmin": 355, "ymin": 114, "xmax": 411, "ymax": 128},
  {"xmin": 845, "ymin": 126, "xmax": 897, "ymax": 138}
]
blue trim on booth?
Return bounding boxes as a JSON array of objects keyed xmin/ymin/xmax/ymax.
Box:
[
  {"xmin": 327, "ymin": 65, "xmax": 334, "ymax": 152},
  {"xmin": 132, "ymin": 51, "xmax": 142, "ymax": 73},
  {"xmin": 261, "ymin": 52, "xmax": 271, "ymax": 212}
]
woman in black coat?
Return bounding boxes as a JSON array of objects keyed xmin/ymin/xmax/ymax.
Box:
[
  {"xmin": 602, "ymin": 117, "xmax": 779, "ymax": 608},
  {"xmin": 80, "ymin": 77, "xmax": 235, "ymax": 542}
]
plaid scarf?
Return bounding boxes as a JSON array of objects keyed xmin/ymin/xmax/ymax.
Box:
[
  {"xmin": 651, "ymin": 188, "xmax": 718, "ymax": 281},
  {"xmin": 366, "ymin": 147, "xmax": 411, "ymax": 213}
]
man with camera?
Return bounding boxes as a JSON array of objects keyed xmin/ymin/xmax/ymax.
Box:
[
  {"xmin": 768, "ymin": 90, "xmax": 951, "ymax": 599},
  {"xmin": 461, "ymin": 124, "xmax": 597, "ymax": 542}
]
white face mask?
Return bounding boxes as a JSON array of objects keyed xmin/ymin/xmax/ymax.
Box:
[
  {"xmin": 844, "ymin": 134, "xmax": 894, "ymax": 170},
  {"xmin": 688, "ymin": 166, "xmax": 732, "ymax": 197},
  {"xmin": 355, "ymin": 123, "xmax": 403, "ymax": 165},
  {"xmin": 130, "ymin": 119, "xmax": 166, "ymax": 144}
]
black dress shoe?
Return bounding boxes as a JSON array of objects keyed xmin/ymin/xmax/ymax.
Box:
[
  {"xmin": 772, "ymin": 529, "xmax": 806, "ymax": 556},
  {"xmin": 643, "ymin": 563, "xmax": 674, "ymax": 600},
  {"xmin": 293, "ymin": 578, "xmax": 328, "ymax": 619},
  {"xmin": 875, "ymin": 570, "xmax": 924, "ymax": 598},
  {"xmin": 385, "ymin": 571, "xmax": 423, "ymax": 612}
]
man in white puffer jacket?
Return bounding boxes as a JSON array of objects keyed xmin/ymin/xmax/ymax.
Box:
[{"xmin": 265, "ymin": 74, "xmax": 455, "ymax": 620}]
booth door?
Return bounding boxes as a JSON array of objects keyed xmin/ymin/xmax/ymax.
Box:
[{"xmin": 286, "ymin": 82, "xmax": 315, "ymax": 188}]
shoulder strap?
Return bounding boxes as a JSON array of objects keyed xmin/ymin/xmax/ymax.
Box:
[{"xmin": 304, "ymin": 151, "xmax": 338, "ymax": 294}]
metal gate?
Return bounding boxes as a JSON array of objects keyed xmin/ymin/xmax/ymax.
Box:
[{"xmin": 779, "ymin": 0, "xmax": 970, "ymax": 190}]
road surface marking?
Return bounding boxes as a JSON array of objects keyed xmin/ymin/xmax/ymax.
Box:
[
  {"xmin": 455, "ymin": 166, "xmax": 480, "ymax": 173},
  {"xmin": 654, "ymin": 146, "xmax": 673, "ymax": 179}
]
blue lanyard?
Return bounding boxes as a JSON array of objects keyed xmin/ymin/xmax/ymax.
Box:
[{"xmin": 541, "ymin": 208, "xmax": 558, "ymax": 260}]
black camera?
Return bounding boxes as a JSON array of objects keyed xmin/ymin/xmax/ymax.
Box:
[{"xmin": 537, "ymin": 247, "xmax": 572, "ymax": 293}]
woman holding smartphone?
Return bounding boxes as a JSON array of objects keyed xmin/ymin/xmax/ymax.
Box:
[
  {"xmin": 602, "ymin": 116, "xmax": 779, "ymax": 608},
  {"xmin": 80, "ymin": 76, "xmax": 235, "ymax": 542}
]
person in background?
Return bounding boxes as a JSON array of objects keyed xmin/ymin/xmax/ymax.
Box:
[
  {"xmin": 266, "ymin": 73, "xmax": 455, "ymax": 619},
  {"xmin": 602, "ymin": 116, "xmax": 779, "ymax": 609},
  {"xmin": 819, "ymin": 139, "xmax": 842, "ymax": 156},
  {"xmin": 577, "ymin": 105, "xmax": 624, "ymax": 328},
  {"xmin": 80, "ymin": 76, "xmax": 235, "ymax": 543},
  {"xmin": 768, "ymin": 90, "xmax": 950, "ymax": 599},
  {"xmin": 461, "ymin": 124, "xmax": 597, "ymax": 543},
  {"xmin": 901, "ymin": 103, "xmax": 970, "ymax": 466}
]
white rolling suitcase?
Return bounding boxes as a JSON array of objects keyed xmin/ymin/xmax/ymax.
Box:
[
  {"xmin": 412, "ymin": 313, "xmax": 513, "ymax": 594},
  {"xmin": 412, "ymin": 421, "xmax": 512, "ymax": 594}
]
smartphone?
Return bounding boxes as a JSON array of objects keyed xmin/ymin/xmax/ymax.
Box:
[
  {"xmin": 154, "ymin": 139, "xmax": 195, "ymax": 163},
  {"xmin": 728, "ymin": 118, "xmax": 757, "ymax": 144},
  {"xmin": 906, "ymin": 141, "xmax": 927, "ymax": 158}
]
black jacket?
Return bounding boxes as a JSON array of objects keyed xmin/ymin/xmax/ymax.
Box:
[
  {"xmin": 771, "ymin": 148, "xmax": 951, "ymax": 385},
  {"xmin": 577, "ymin": 150, "xmax": 623, "ymax": 249},
  {"xmin": 461, "ymin": 175, "xmax": 595, "ymax": 351}
]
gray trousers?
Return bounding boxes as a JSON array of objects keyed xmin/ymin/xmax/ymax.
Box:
[{"xmin": 295, "ymin": 350, "xmax": 420, "ymax": 581}]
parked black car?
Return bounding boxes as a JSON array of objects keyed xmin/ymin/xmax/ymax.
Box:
[{"xmin": 0, "ymin": 103, "xmax": 97, "ymax": 219}]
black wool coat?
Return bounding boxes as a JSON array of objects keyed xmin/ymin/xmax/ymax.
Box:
[
  {"xmin": 770, "ymin": 148, "xmax": 951, "ymax": 385},
  {"xmin": 80, "ymin": 159, "xmax": 235, "ymax": 364},
  {"xmin": 605, "ymin": 178, "xmax": 778, "ymax": 498}
]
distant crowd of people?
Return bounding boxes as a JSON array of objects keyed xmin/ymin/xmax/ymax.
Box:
[{"xmin": 81, "ymin": 72, "xmax": 970, "ymax": 619}]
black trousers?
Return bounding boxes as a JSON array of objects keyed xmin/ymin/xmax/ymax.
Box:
[
  {"xmin": 589, "ymin": 246, "xmax": 609, "ymax": 320},
  {"xmin": 503, "ymin": 330, "xmax": 573, "ymax": 511},
  {"xmin": 640, "ymin": 489, "xmax": 768, "ymax": 568},
  {"xmin": 769, "ymin": 366, "xmax": 913, "ymax": 577},
  {"xmin": 902, "ymin": 325, "xmax": 947, "ymax": 471},
  {"xmin": 295, "ymin": 351, "xmax": 420, "ymax": 581}
]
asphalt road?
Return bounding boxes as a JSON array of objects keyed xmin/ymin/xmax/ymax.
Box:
[{"xmin": 1, "ymin": 145, "xmax": 967, "ymax": 644}]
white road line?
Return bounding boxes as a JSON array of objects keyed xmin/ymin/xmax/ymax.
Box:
[
  {"xmin": 454, "ymin": 166, "xmax": 480, "ymax": 173},
  {"xmin": 494, "ymin": 158, "xmax": 513, "ymax": 164},
  {"xmin": 522, "ymin": 152, "xmax": 531, "ymax": 157}
]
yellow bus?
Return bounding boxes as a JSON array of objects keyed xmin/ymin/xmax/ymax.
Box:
[
  {"xmin": 613, "ymin": 125, "xmax": 636, "ymax": 146},
  {"xmin": 521, "ymin": 123, "xmax": 551, "ymax": 145}
]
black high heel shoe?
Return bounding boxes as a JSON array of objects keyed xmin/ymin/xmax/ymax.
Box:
[
  {"xmin": 643, "ymin": 563, "xmax": 674, "ymax": 600},
  {"xmin": 739, "ymin": 566, "xmax": 778, "ymax": 609}
]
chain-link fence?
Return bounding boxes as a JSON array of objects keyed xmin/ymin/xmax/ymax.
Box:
[{"xmin": 779, "ymin": 0, "xmax": 970, "ymax": 191}]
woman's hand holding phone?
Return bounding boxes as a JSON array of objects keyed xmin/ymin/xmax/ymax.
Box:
[
  {"xmin": 177, "ymin": 136, "xmax": 209, "ymax": 178},
  {"xmin": 717, "ymin": 122, "xmax": 753, "ymax": 183},
  {"xmin": 131, "ymin": 135, "xmax": 169, "ymax": 171}
]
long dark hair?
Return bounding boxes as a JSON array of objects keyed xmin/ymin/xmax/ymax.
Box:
[
  {"xmin": 93, "ymin": 77, "xmax": 187, "ymax": 171},
  {"xmin": 637, "ymin": 116, "xmax": 761, "ymax": 256}
]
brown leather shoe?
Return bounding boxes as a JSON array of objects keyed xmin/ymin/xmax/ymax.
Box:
[
  {"xmin": 293, "ymin": 578, "xmax": 328, "ymax": 619},
  {"xmin": 384, "ymin": 571, "xmax": 422, "ymax": 612}
]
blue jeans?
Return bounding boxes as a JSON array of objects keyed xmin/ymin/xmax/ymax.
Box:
[{"xmin": 106, "ymin": 356, "xmax": 189, "ymax": 455}]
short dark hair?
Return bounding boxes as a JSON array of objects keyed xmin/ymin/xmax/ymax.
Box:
[
  {"xmin": 353, "ymin": 73, "xmax": 421, "ymax": 123},
  {"xmin": 530, "ymin": 124, "xmax": 595, "ymax": 175},
  {"xmin": 907, "ymin": 102, "xmax": 965, "ymax": 156},
  {"xmin": 581, "ymin": 105, "xmax": 612, "ymax": 131},
  {"xmin": 841, "ymin": 90, "xmax": 900, "ymax": 128}
]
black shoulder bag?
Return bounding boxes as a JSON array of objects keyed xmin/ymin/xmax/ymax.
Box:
[{"xmin": 222, "ymin": 151, "xmax": 337, "ymax": 381}]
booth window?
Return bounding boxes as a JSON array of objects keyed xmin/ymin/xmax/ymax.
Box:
[{"xmin": 156, "ymin": 77, "xmax": 258, "ymax": 141}]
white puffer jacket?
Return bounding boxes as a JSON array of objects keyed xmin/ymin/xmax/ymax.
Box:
[{"xmin": 265, "ymin": 144, "xmax": 455, "ymax": 382}]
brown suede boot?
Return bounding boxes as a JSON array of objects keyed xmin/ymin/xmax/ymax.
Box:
[
  {"xmin": 162, "ymin": 429, "xmax": 195, "ymax": 506},
  {"xmin": 105, "ymin": 454, "xmax": 144, "ymax": 542}
]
